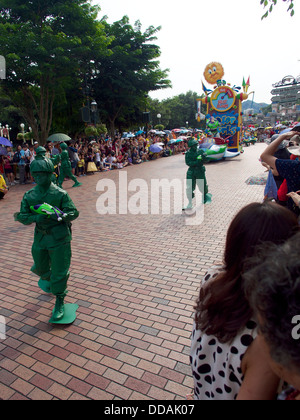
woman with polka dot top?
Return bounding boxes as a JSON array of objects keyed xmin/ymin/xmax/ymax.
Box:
[{"xmin": 190, "ymin": 202, "xmax": 299, "ymax": 400}]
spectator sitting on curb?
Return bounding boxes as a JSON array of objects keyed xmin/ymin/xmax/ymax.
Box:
[{"xmin": 0, "ymin": 173, "xmax": 9, "ymax": 199}]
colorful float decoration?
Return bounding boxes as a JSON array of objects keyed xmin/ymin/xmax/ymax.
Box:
[
  {"xmin": 197, "ymin": 62, "xmax": 252, "ymax": 155},
  {"xmin": 197, "ymin": 136, "xmax": 240, "ymax": 162}
]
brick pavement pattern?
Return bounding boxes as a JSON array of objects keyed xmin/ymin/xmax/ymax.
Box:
[{"xmin": 0, "ymin": 143, "xmax": 266, "ymax": 400}]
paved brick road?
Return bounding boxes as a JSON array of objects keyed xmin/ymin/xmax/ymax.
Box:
[{"xmin": 0, "ymin": 143, "xmax": 266, "ymax": 400}]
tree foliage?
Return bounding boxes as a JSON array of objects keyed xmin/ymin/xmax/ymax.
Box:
[
  {"xmin": 0, "ymin": 0, "xmax": 109, "ymax": 143},
  {"xmin": 261, "ymin": 0, "xmax": 295, "ymax": 19},
  {"xmin": 148, "ymin": 91, "xmax": 206, "ymax": 130},
  {"xmin": 92, "ymin": 16, "xmax": 171, "ymax": 136},
  {"xmin": 0, "ymin": 3, "xmax": 172, "ymax": 142}
]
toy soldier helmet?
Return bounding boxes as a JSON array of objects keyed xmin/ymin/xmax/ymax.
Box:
[
  {"xmin": 30, "ymin": 154, "xmax": 54, "ymax": 174},
  {"xmin": 60, "ymin": 142, "xmax": 68, "ymax": 150},
  {"xmin": 35, "ymin": 146, "xmax": 47, "ymax": 160},
  {"xmin": 188, "ymin": 138, "xmax": 199, "ymax": 148}
]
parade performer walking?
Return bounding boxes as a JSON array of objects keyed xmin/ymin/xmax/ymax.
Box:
[
  {"xmin": 183, "ymin": 138, "xmax": 212, "ymax": 210},
  {"xmin": 14, "ymin": 149, "xmax": 79, "ymax": 322},
  {"xmin": 58, "ymin": 142, "xmax": 82, "ymax": 189}
]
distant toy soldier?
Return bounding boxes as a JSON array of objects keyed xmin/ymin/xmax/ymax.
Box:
[
  {"xmin": 58, "ymin": 142, "xmax": 82, "ymax": 189},
  {"xmin": 183, "ymin": 138, "xmax": 212, "ymax": 210}
]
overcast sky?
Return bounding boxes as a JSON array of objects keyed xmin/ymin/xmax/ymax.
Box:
[{"xmin": 94, "ymin": 0, "xmax": 299, "ymax": 105}]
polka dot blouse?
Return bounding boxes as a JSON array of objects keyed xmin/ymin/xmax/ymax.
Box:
[{"xmin": 190, "ymin": 266, "xmax": 257, "ymax": 400}]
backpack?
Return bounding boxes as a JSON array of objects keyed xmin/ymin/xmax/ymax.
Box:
[{"xmin": 13, "ymin": 152, "xmax": 21, "ymax": 163}]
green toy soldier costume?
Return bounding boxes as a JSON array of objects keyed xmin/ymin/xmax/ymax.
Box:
[
  {"xmin": 14, "ymin": 149, "xmax": 79, "ymax": 321},
  {"xmin": 35, "ymin": 146, "xmax": 61, "ymax": 185},
  {"xmin": 183, "ymin": 138, "xmax": 212, "ymax": 210},
  {"xmin": 58, "ymin": 142, "xmax": 82, "ymax": 189}
]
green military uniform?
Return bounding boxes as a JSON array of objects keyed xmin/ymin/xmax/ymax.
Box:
[
  {"xmin": 58, "ymin": 142, "xmax": 82, "ymax": 189},
  {"xmin": 14, "ymin": 152, "xmax": 79, "ymax": 321},
  {"xmin": 184, "ymin": 138, "xmax": 211, "ymax": 210}
]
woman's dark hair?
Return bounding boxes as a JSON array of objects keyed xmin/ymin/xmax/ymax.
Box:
[{"xmin": 194, "ymin": 201, "xmax": 299, "ymax": 343}]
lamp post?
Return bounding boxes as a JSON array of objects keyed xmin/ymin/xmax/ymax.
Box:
[
  {"xmin": 29, "ymin": 127, "xmax": 33, "ymax": 145},
  {"xmin": 5, "ymin": 125, "xmax": 11, "ymax": 141},
  {"xmin": 0, "ymin": 123, "xmax": 12, "ymax": 140},
  {"xmin": 90, "ymin": 101, "xmax": 98, "ymax": 126},
  {"xmin": 20, "ymin": 123, "xmax": 25, "ymax": 143},
  {"xmin": 157, "ymin": 113, "xmax": 161, "ymax": 127}
]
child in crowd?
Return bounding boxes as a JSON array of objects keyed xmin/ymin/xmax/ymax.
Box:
[
  {"xmin": 3, "ymin": 156, "xmax": 15, "ymax": 185},
  {"xmin": 77, "ymin": 154, "xmax": 85, "ymax": 176},
  {"xmin": 0, "ymin": 173, "xmax": 8, "ymax": 199}
]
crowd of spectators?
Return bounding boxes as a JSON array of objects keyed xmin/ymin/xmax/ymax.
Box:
[{"xmin": 0, "ymin": 131, "xmax": 190, "ymax": 184}]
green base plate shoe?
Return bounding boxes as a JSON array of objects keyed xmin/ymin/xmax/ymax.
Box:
[
  {"xmin": 49, "ymin": 303, "xmax": 79, "ymax": 325},
  {"xmin": 182, "ymin": 201, "xmax": 194, "ymax": 211}
]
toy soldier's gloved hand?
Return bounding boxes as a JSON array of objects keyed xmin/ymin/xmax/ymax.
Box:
[
  {"xmin": 36, "ymin": 214, "xmax": 59, "ymax": 227},
  {"xmin": 36, "ymin": 214, "xmax": 49, "ymax": 223}
]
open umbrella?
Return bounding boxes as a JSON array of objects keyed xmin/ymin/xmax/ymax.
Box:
[
  {"xmin": 122, "ymin": 133, "xmax": 135, "ymax": 139},
  {"xmin": 149, "ymin": 144, "xmax": 163, "ymax": 153},
  {"xmin": 0, "ymin": 137, "xmax": 12, "ymax": 147},
  {"xmin": 47, "ymin": 133, "xmax": 71, "ymax": 143},
  {"xmin": 280, "ymin": 123, "xmax": 300, "ymax": 135}
]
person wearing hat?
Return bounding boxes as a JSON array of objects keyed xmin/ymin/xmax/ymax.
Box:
[
  {"xmin": 183, "ymin": 138, "xmax": 212, "ymax": 210},
  {"xmin": 261, "ymin": 129, "xmax": 300, "ymax": 215},
  {"xmin": 14, "ymin": 149, "xmax": 79, "ymax": 322},
  {"xmin": 58, "ymin": 142, "xmax": 82, "ymax": 189}
]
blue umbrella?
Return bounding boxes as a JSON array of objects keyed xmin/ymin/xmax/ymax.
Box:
[
  {"xmin": 149, "ymin": 144, "xmax": 163, "ymax": 153},
  {"xmin": 280, "ymin": 122, "xmax": 300, "ymax": 134},
  {"xmin": 0, "ymin": 137, "xmax": 12, "ymax": 147}
]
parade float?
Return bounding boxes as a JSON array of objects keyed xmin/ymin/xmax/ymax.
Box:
[{"xmin": 196, "ymin": 62, "xmax": 252, "ymax": 160}]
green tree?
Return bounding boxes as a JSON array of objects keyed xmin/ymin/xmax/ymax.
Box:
[
  {"xmin": 0, "ymin": 86, "xmax": 23, "ymax": 138},
  {"xmin": 149, "ymin": 91, "xmax": 205, "ymax": 129},
  {"xmin": 0, "ymin": 0, "xmax": 110, "ymax": 144},
  {"xmin": 261, "ymin": 0, "xmax": 295, "ymax": 19},
  {"xmin": 92, "ymin": 16, "xmax": 171, "ymax": 136}
]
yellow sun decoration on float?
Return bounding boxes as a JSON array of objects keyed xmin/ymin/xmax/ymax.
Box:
[{"xmin": 204, "ymin": 62, "xmax": 225, "ymax": 85}]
